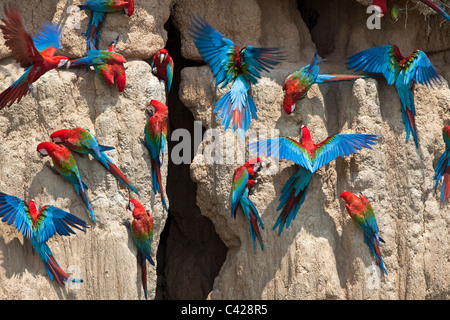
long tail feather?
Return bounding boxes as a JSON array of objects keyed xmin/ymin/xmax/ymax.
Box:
[
  {"xmin": 37, "ymin": 243, "xmax": 83, "ymax": 285},
  {"xmin": 151, "ymin": 159, "xmax": 167, "ymax": 211},
  {"xmin": 396, "ymin": 84, "xmax": 419, "ymax": 147},
  {"xmin": 274, "ymin": 170, "xmax": 312, "ymax": 236},
  {"xmin": 74, "ymin": 182, "xmax": 96, "ymax": 222},
  {"xmin": 106, "ymin": 159, "xmax": 140, "ymax": 195},
  {"xmin": 364, "ymin": 234, "xmax": 388, "ymax": 275},
  {"xmin": 316, "ymin": 74, "xmax": 370, "ymax": 84},
  {"xmin": 0, "ymin": 69, "xmax": 31, "ymax": 109},
  {"xmin": 137, "ymin": 252, "xmax": 148, "ymax": 300}
]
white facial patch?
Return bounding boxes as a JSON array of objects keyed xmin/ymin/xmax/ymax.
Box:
[
  {"xmin": 291, "ymin": 103, "xmax": 296, "ymax": 112},
  {"xmin": 128, "ymin": 201, "xmax": 135, "ymax": 211},
  {"xmin": 159, "ymin": 53, "xmax": 166, "ymax": 64},
  {"xmin": 52, "ymin": 137, "xmax": 62, "ymax": 143},
  {"xmin": 38, "ymin": 149, "xmax": 48, "ymax": 156},
  {"xmin": 57, "ymin": 59, "xmax": 69, "ymax": 68}
]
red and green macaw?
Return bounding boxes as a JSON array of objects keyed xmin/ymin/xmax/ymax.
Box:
[
  {"xmin": 433, "ymin": 125, "xmax": 450, "ymax": 203},
  {"xmin": 249, "ymin": 125, "xmax": 378, "ymax": 235},
  {"xmin": 122, "ymin": 198, "xmax": 154, "ymax": 300},
  {"xmin": 68, "ymin": 37, "xmax": 127, "ymax": 92},
  {"xmin": 372, "ymin": 0, "xmax": 450, "ymax": 21},
  {"xmin": 50, "ymin": 127, "xmax": 139, "ymax": 196},
  {"xmin": 0, "ymin": 4, "xmax": 70, "ymax": 110},
  {"xmin": 143, "ymin": 100, "xmax": 168, "ymax": 211},
  {"xmin": 231, "ymin": 157, "xmax": 265, "ymax": 251},
  {"xmin": 190, "ymin": 16, "xmax": 285, "ymax": 137},
  {"xmin": 347, "ymin": 45, "xmax": 441, "ymax": 148},
  {"xmin": 151, "ymin": 48, "xmax": 174, "ymax": 103},
  {"xmin": 283, "ymin": 52, "xmax": 369, "ymax": 114},
  {"xmin": 340, "ymin": 192, "xmax": 388, "ymax": 275},
  {"xmin": 0, "ymin": 192, "xmax": 88, "ymax": 284},
  {"xmin": 36, "ymin": 141, "xmax": 96, "ymax": 222},
  {"xmin": 78, "ymin": 0, "xmax": 135, "ymax": 50}
]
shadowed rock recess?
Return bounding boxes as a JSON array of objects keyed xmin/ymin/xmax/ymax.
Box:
[{"xmin": 0, "ymin": 0, "xmax": 449, "ymax": 300}]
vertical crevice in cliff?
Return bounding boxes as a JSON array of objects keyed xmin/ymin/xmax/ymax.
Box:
[{"xmin": 154, "ymin": 14, "xmax": 228, "ymax": 300}]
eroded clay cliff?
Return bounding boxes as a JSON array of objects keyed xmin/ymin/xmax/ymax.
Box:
[{"xmin": 0, "ymin": 0, "xmax": 449, "ymax": 300}]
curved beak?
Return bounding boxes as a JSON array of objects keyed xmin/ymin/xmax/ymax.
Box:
[{"xmin": 159, "ymin": 53, "xmax": 166, "ymax": 64}]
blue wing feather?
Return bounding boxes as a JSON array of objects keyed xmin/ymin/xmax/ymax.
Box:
[{"xmin": 32, "ymin": 23, "xmax": 61, "ymax": 52}]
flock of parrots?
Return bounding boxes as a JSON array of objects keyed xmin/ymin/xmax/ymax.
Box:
[{"xmin": 0, "ymin": 0, "xmax": 448, "ymax": 299}]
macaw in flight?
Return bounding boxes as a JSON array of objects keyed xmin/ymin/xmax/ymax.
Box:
[
  {"xmin": 249, "ymin": 125, "xmax": 378, "ymax": 235},
  {"xmin": 0, "ymin": 192, "xmax": 88, "ymax": 284},
  {"xmin": 282, "ymin": 51, "xmax": 369, "ymax": 115},
  {"xmin": 0, "ymin": 4, "xmax": 70, "ymax": 109},
  {"xmin": 190, "ymin": 16, "xmax": 285, "ymax": 138},
  {"xmin": 347, "ymin": 45, "xmax": 441, "ymax": 148}
]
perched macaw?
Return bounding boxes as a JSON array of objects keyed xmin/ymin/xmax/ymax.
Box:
[
  {"xmin": 433, "ymin": 125, "xmax": 450, "ymax": 203},
  {"xmin": 190, "ymin": 16, "xmax": 285, "ymax": 137},
  {"xmin": 122, "ymin": 198, "xmax": 154, "ymax": 300},
  {"xmin": 249, "ymin": 125, "xmax": 378, "ymax": 235},
  {"xmin": 231, "ymin": 157, "xmax": 265, "ymax": 251},
  {"xmin": 340, "ymin": 192, "xmax": 388, "ymax": 275},
  {"xmin": 372, "ymin": 0, "xmax": 450, "ymax": 21},
  {"xmin": 67, "ymin": 37, "xmax": 127, "ymax": 92},
  {"xmin": 143, "ymin": 100, "xmax": 168, "ymax": 211},
  {"xmin": 0, "ymin": 192, "xmax": 88, "ymax": 284},
  {"xmin": 151, "ymin": 48, "xmax": 174, "ymax": 103},
  {"xmin": 346, "ymin": 45, "xmax": 441, "ymax": 148},
  {"xmin": 78, "ymin": 0, "xmax": 135, "ymax": 50},
  {"xmin": 0, "ymin": 4, "xmax": 70, "ymax": 110},
  {"xmin": 50, "ymin": 127, "xmax": 139, "ymax": 196},
  {"xmin": 36, "ymin": 141, "xmax": 96, "ymax": 222},
  {"xmin": 282, "ymin": 52, "xmax": 369, "ymax": 114}
]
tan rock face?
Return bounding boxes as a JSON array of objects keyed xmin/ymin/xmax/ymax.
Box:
[{"xmin": 0, "ymin": 0, "xmax": 449, "ymax": 300}]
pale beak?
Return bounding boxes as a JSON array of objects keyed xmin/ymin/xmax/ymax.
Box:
[{"xmin": 159, "ymin": 53, "xmax": 166, "ymax": 64}]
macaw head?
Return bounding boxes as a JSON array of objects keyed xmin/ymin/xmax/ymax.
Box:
[
  {"xmin": 147, "ymin": 100, "xmax": 168, "ymax": 115},
  {"xmin": 55, "ymin": 56, "xmax": 71, "ymax": 69},
  {"xmin": 50, "ymin": 129, "xmax": 70, "ymax": 144},
  {"xmin": 127, "ymin": 198, "xmax": 146, "ymax": 219},
  {"xmin": 245, "ymin": 157, "xmax": 263, "ymax": 176},
  {"xmin": 157, "ymin": 49, "xmax": 169, "ymax": 64},
  {"xmin": 124, "ymin": 0, "xmax": 135, "ymax": 17},
  {"xmin": 36, "ymin": 141, "xmax": 57, "ymax": 157},
  {"xmin": 339, "ymin": 191, "xmax": 356, "ymax": 204},
  {"xmin": 282, "ymin": 78, "xmax": 303, "ymax": 115}
]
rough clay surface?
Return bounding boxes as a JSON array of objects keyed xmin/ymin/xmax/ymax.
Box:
[{"xmin": 0, "ymin": 0, "xmax": 449, "ymax": 300}]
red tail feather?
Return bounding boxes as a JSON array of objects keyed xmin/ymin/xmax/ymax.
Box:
[
  {"xmin": 0, "ymin": 82, "xmax": 30, "ymax": 109},
  {"xmin": 249, "ymin": 210, "xmax": 263, "ymax": 245},
  {"xmin": 444, "ymin": 166, "xmax": 450, "ymax": 201},
  {"xmin": 45, "ymin": 255, "xmax": 72, "ymax": 285},
  {"xmin": 107, "ymin": 161, "xmax": 132, "ymax": 185},
  {"xmin": 151, "ymin": 159, "xmax": 166, "ymax": 207}
]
